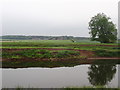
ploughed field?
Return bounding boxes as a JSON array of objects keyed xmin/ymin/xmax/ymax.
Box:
[{"xmin": 1, "ymin": 40, "xmax": 120, "ymax": 68}]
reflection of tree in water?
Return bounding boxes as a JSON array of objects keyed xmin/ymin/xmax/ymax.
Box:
[{"xmin": 88, "ymin": 64, "xmax": 116, "ymax": 86}]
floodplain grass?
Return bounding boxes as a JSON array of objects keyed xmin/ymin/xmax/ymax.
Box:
[
  {"xmin": 2, "ymin": 59, "xmax": 119, "ymax": 68},
  {"xmin": 1, "ymin": 40, "xmax": 120, "ymax": 60},
  {"xmin": 1, "ymin": 40, "xmax": 120, "ymax": 68},
  {"xmin": 2, "ymin": 49, "xmax": 80, "ymax": 59},
  {"xmin": 1, "ymin": 40, "xmax": 119, "ymax": 47},
  {"xmin": 2, "ymin": 60, "xmax": 83, "ymax": 68},
  {"xmin": 94, "ymin": 50, "xmax": 120, "ymax": 57},
  {"xmin": 1, "ymin": 40, "xmax": 119, "ymax": 52},
  {"xmin": 1, "ymin": 46, "xmax": 119, "ymax": 52}
]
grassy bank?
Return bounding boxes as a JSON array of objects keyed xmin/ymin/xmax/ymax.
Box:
[{"xmin": 2, "ymin": 59, "xmax": 120, "ymax": 68}]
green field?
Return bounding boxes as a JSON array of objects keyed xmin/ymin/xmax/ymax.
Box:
[
  {"xmin": 1, "ymin": 40, "xmax": 119, "ymax": 50},
  {"xmin": 1, "ymin": 40, "xmax": 120, "ymax": 68}
]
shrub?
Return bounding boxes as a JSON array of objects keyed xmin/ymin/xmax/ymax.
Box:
[
  {"xmin": 95, "ymin": 50, "xmax": 119, "ymax": 57},
  {"xmin": 54, "ymin": 50, "xmax": 80, "ymax": 58},
  {"xmin": 2, "ymin": 49, "xmax": 53, "ymax": 59}
]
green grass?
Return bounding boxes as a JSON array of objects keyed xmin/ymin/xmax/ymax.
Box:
[
  {"xmin": 1, "ymin": 40, "xmax": 118, "ymax": 47},
  {"xmin": 2, "ymin": 40, "xmax": 120, "ymax": 61},
  {"xmin": 54, "ymin": 50, "xmax": 80, "ymax": 58},
  {"xmin": 2, "ymin": 59, "xmax": 120, "ymax": 68},
  {"xmin": 2, "ymin": 60, "xmax": 82, "ymax": 68},
  {"xmin": 95, "ymin": 50, "xmax": 120, "ymax": 57},
  {"xmin": 2, "ymin": 46, "xmax": 119, "ymax": 52},
  {"xmin": 93, "ymin": 59, "xmax": 120, "ymax": 64},
  {"xmin": 2, "ymin": 49, "xmax": 80, "ymax": 59},
  {"xmin": 1, "ymin": 40, "xmax": 119, "ymax": 52}
]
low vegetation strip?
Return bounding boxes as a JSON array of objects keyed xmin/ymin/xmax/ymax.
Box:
[
  {"xmin": 95, "ymin": 50, "xmax": 120, "ymax": 57},
  {"xmin": 2, "ymin": 48, "xmax": 120, "ymax": 59},
  {"xmin": 79, "ymin": 44, "xmax": 119, "ymax": 47},
  {"xmin": 2, "ymin": 49, "xmax": 80, "ymax": 59},
  {"xmin": 1, "ymin": 40, "xmax": 119, "ymax": 47},
  {"xmin": 2, "ymin": 47, "xmax": 120, "ymax": 68},
  {"xmin": 1, "ymin": 40, "xmax": 120, "ymax": 52}
]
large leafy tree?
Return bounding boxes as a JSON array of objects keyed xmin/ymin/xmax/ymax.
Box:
[{"xmin": 89, "ymin": 13, "xmax": 117, "ymax": 43}]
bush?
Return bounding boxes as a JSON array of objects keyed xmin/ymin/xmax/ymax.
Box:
[
  {"xmin": 95, "ymin": 50, "xmax": 119, "ymax": 57},
  {"xmin": 2, "ymin": 49, "xmax": 53, "ymax": 59},
  {"xmin": 54, "ymin": 50, "xmax": 80, "ymax": 58}
]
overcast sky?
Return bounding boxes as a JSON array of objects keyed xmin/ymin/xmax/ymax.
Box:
[{"xmin": 1, "ymin": 0, "xmax": 119, "ymax": 37}]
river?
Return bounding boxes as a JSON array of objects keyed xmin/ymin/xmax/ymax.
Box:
[{"xmin": 2, "ymin": 64, "xmax": 118, "ymax": 88}]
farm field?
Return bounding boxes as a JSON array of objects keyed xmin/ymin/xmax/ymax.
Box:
[{"xmin": 1, "ymin": 40, "xmax": 120, "ymax": 68}]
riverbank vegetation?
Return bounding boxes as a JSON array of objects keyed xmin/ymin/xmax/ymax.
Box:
[
  {"xmin": 1, "ymin": 40, "xmax": 120, "ymax": 68},
  {"xmin": 2, "ymin": 49, "xmax": 80, "ymax": 59}
]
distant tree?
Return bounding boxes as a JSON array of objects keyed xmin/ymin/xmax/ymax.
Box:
[{"xmin": 89, "ymin": 13, "xmax": 117, "ymax": 43}]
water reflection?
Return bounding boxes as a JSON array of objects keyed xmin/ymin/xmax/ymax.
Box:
[
  {"xmin": 2, "ymin": 64, "xmax": 118, "ymax": 88},
  {"xmin": 88, "ymin": 64, "xmax": 116, "ymax": 86}
]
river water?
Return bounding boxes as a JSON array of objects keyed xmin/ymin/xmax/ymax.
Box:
[{"xmin": 2, "ymin": 64, "xmax": 118, "ymax": 88}]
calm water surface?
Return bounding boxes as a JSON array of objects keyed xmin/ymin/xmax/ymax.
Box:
[{"xmin": 2, "ymin": 64, "xmax": 118, "ymax": 88}]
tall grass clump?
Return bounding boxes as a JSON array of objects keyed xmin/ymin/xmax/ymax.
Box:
[{"xmin": 54, "ymin": 50, "xmax": 80, "ymax": 58}]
